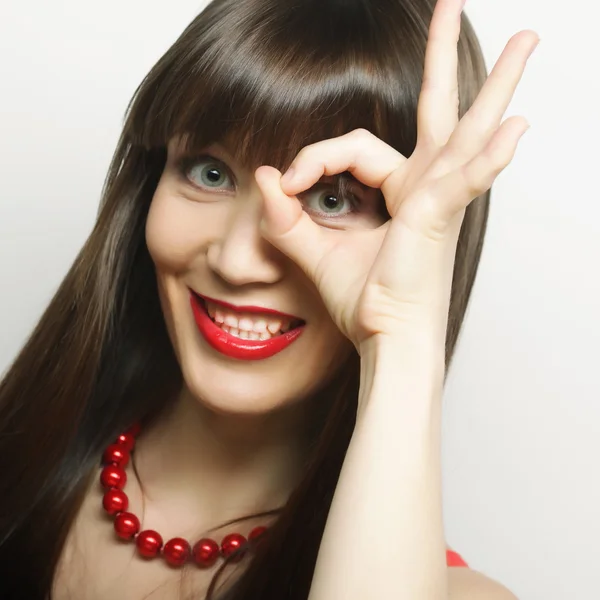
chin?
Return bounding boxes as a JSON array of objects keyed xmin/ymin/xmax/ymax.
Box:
[
  {"xmin": 186, "ymin": 351, "xmax": 322, "ymax": 420},
  {"xmin": 175, "ymin": 305, "xmax": 321, "ymax": 416}
]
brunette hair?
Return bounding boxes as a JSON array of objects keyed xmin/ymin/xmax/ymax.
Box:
[{"xmin": 0, "ymin": 0, "xmax": 490, "ymax": 598}]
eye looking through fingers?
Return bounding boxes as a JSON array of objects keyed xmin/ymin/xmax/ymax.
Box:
[{"xmin": 174, "ymin": 149, "xmax": 387, "ymax": 230}]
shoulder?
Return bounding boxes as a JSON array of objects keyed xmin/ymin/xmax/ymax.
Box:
[
  {"xmin": 448, "ymin": 567, "xmax": 518, "ymax": 600},
  {"xmin": 446, "ymin": 547, "xmax": 517, "ymax": 599}
]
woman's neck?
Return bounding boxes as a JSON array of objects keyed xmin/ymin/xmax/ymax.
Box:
[{"xmin": 130, "ymin": 387, "xmax": 312, "ymax": 533}]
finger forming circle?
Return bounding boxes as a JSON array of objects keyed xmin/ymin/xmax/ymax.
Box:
[{"xmin": 280, "ymin": 128, "xmax": 407, "ymax": 203}]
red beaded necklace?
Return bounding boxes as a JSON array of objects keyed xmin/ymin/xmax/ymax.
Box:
[{"xmin": 100, "ymin": 422, "xmax": 268, "ymax": 568}]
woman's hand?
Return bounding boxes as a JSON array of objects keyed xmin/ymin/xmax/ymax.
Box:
[{"xmin": 255, "ymin": 0, "xmax": 539, "ymax": 351}]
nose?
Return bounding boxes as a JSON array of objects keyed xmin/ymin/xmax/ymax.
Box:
[{"xmin": 206, "ymin": 191, "xmax": 284, "ymax": 287}]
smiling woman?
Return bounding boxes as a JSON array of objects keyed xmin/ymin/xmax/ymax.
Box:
[{"xmin": 0, "ymin": 0, "xmax": 536, "ymax": 599}]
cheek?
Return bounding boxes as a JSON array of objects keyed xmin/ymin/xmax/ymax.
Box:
[
  {"xmin": 145, "ymin": 185, "xmax": 213, "ymax": 271},
  {"xmin": 154, "ymin": 276, "xmax": 181, "ymax": 359},
  {"xmin": 309, "ymin": 314, "xmax": 353, "ymax": 378}
]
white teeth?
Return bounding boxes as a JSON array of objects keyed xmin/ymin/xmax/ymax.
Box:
[
  {"xmin": 224, "ymin": 315, "xmax": 238, "ymax": 328},
  {"xmin": 267, "ymin": 321, "xmax": 282, "ymax": 334},
  {"xmin": 217, "ymin": 326, "xmax": 274, "ymax": 341},
  {"xmin": 204, "ymin": 300, "xmax": 300, "ymax": 337},
  {"xmin": 238, "ymin": 317, "xmax": 254, "ymax": 331},
  {"xmin": 253, "ymin": 319, "xmax": 267, "ymax": 333}
]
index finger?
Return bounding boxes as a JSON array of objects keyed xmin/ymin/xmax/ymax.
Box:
[{"xmin": 279, "ymin": 129, "xmax": 406, "ymax": 198}]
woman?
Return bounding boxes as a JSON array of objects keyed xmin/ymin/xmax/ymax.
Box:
[{"xmin": 0, "ymin": 0, "xmax": 538, "ymax": 598}]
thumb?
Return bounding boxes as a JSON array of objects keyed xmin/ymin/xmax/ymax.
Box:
[{"xmin": 255, "ymin": 165, "xmax": 329, "ymax": 283}]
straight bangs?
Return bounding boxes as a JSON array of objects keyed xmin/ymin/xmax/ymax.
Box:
[{"xmin": 124, "ymin": 0, "xmax": 432, "ymax": 174}]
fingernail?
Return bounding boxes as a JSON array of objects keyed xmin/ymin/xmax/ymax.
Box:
[{"xmin": 281, "ymin": 167, "xmax": 295, "ymax": 186}]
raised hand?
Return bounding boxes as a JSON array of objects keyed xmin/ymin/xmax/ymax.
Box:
[{"xmin": 255, "ymin": 0, "xmax": 539, "ymax": 351}]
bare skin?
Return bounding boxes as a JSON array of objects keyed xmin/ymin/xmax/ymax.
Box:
[
  {"xmin": 53, "ymin": 472, "xmax": 511, "ymax": 600},
  {"xmin": 52, "ymin": 466, "xmax": 236, "ymax": 599},
  {"xmin": 53, "ymin": 0, "xmax": 537, "ymax": 596}
]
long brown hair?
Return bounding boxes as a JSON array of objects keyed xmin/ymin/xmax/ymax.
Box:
[{"xmin": 0, "ymin": 0, "xmax": 490, "ymax": 598}]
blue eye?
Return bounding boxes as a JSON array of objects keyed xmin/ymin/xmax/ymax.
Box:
[
  {"xmin": 301, "ymin": 189, "xmax": 356, "ymax": 218},
  {"xmin": 184, "ymin": 157, "xmax": 233, "ymax": 190}
]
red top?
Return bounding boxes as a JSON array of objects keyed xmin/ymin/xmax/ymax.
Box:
[{"xmin": 446, "ymin": 549, "xmax": 468, "ymax": 567}]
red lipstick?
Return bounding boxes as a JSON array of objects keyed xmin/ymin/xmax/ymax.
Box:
[{"xmin": 189, "ymin": 291, "xmax": 305, "ymax": 361}]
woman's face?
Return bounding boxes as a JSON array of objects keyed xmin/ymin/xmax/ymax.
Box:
[{"xmin": 146, "ymin": 136, "xmax": 382, "ymax": 416}]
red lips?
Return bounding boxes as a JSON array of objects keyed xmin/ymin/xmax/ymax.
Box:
[{"xmin": 189, "ymin": 291, "xmax": 305, "ymax": 361}]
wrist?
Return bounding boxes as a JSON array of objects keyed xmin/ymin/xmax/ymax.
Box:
[
  {"xmin": 356, "ymin": 332, "xmax": 446, "ymax": 417},
  {"xmin": 358, "ymin": 330, "xmax": 446, "ymax": 370}
]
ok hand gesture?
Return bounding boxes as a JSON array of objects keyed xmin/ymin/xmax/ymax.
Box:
[{"xmin": 255, "ymin": 0, "xmax": 539, "ymax": 350}]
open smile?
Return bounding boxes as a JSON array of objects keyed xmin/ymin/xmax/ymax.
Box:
[{"xmin": 189, "ymin": 290, "xmax": 306, "ymax": 361}]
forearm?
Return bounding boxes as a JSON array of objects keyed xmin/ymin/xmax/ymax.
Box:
[{"xmin": 308, "ymin": 333, "xmax": 448, "ymax": 600}]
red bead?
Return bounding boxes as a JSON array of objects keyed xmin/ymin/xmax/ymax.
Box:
[
  {"xmin": 114, "ymin": 511, "xmax": 140, "ymax": 539},
  {"xmin": 103, "ymin": 443, "xmax": 130, "ymax": 468},
  {"xmin": 221, "ymin": 533, "xmax": 247, "ymax": 562},
  {"xmin": 126, "ymin": 422, "xmax": 142, "ymax": 437},
  {"xmin": 192, "ymin": 538, "xmax": 220, "ymax": 568},
  {"xmin": 102, "ymin": 489, "xmax": 128, "ymax": 515},
  {"xmin": 248, "ymin": 526, "xmax": 268, "ymax": 544},
  {"xmin": 136, "ymin": 529, "xmax": 163, "ymax": 558},
  {"xmin": 163, "ymin": 537, "xmax": 191, "ymax": 567},
  {"xmin": 100, "ymin": 464, "xmax": 127, "ymax": 489},
  {"xmin": 116, "ymin": 432, "xmax": 136, "ymax": 451}
]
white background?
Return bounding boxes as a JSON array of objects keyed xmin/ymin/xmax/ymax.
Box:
[{"xmin": 0, "ymin": 1, "xmax": 598, "ymax": 598}]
